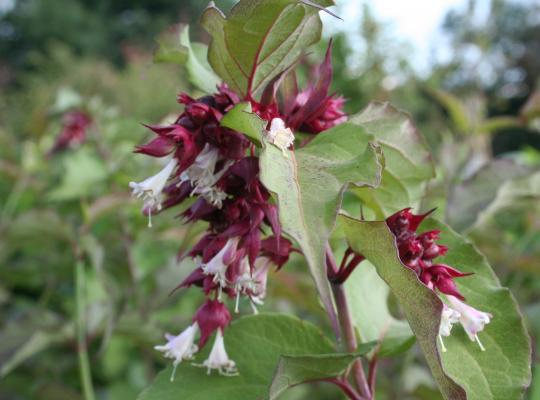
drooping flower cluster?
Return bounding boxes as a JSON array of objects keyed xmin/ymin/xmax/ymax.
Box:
[
  {"xmin": 49, "ymin": 110, "xmax": 92, "ymax": 154},
  {"xmin": 385, "ymin": 208, "xmax": 492, "ymax": 352},
  {"xmin": 131, "ymin": 44, "xmax": 347, "ymax": 377}
]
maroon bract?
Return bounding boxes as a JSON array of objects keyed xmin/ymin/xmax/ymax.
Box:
[
  {"xmin": 285, "ymin": 43, "xmax": 347, "ymax": 134},
  {"xmin": 193, "ymin": 299, "xmax": 231, "ymax": 347}
]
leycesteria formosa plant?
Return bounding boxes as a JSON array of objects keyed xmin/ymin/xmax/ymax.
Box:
[{"xmin": 131, "ymin": 2, "xmax": 531, "ymax": 399}]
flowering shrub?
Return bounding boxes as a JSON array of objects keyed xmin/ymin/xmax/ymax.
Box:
[{"xmin": 130, "ymin": 1, "xmax": 531, "ymax": 399}]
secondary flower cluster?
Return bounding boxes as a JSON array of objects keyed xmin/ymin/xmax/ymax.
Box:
[
  {"xmin": 385, "ymin": 208, "xmax": 492, "ymax": 352},
  {"xmin": 130, "ymin": 44, "xmax": 347, "ymax": 378},
  {"xmin": 49, "ymin": 110, "xmax": 92, "ymax": 154}
]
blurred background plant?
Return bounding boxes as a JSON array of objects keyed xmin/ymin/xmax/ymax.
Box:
[{"xmin": 0, "ymin": 0, "xmax": 539, "ymax": 399}]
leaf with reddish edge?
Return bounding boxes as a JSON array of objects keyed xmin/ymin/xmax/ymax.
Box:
[
  {"xmin": 201, "ymin": 0, "xmax": 334, "ymax": 99},
  {"xmin": 338, "ymin": 213, "xmax": 532, "ymax": 400}
]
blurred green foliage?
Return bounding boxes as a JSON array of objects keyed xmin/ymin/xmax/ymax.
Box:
[{"xmin": 0, "ymin": 0, "xmax": 539, "ymax": 399}]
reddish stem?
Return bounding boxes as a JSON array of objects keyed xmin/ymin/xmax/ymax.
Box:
[
  {"xmin": 368, "ymin": 355, "xmax": 378, "ymax": 397},
  {"xmin": 324, "ymin": 378, "xmax": 365, "ymax": 400}
]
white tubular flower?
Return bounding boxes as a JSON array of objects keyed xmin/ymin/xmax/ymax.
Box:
[
  {"xmin": 438, "ymin": 304, "xmax": 461, "ymax": 353},
  {"xmin": 201, "ymin": 237, "xmax": 239, "ymax": 287},
  {"xmin": 129, "ymin": 157, "xmax": 177, "ymax": 227},
  {"xmin": 447, "ymin": 295, "xmax": 492, "ymax": 351},
  {"xmin": 181, "ymin": 144, "xmax": 231, "ymax": 208},
  {"xmin": 233, "ymin": 257, "xmax": 254, "ymax": 313},
  {"xmin": 154, "ymin": 323, "xmax": 199, "ymax": 381},
  {"xmin": 266, "ymin": 118, "xmax": 294, "ymax": 155},
  {"xmin": 200, "ymin": 329, "xmax": 238, "ymax": 376},
  {"xmin": 251, "ymin": 257, "xmax": 271, "ymax": 302}
]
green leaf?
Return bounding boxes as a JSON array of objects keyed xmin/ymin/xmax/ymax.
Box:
[
  {"xmin": 201, "ymin": 0, "xmax": 332, "ymax": 98},
  {"xmin": 155, "ymin": 25, "xmax": 220, "ymax": 94},
  {"xmin": 154, "ymin": 28, "xmax": 188, "ymax": 64},
  {"xmin": 474, "ymin": 170, "xmax": 540, "ymax": 228},
  {"xmin": 269, "ymin": 344, "xmax": 376, "ymax": 400},
  {"xmin": 220, "ymin": 102, "xmax": 264, "ymax": 144},
  {"xmin": 0, "ymin": 310, "xmax": 73, "ymax": 378},
  {"xmin": 446, "ymin": 160, "xmax": 530, "ymax": 232},
  {"xmin": 349, "ymin": 102, "xmax": 435, "ymax": 218},
  {"xmin": 344, "ymin": 260, "xmax": 414, "ymax": 357},
  {"xmin": 258, "ymin": 122, "xmax": 383, "ymax": 332},
  {"xmin": 339, "ymin": 214, "xmax": 532, "ymax": 400},
  {"xmin": 47, "ymin": 149, "xmax": 107, "ymax": 201},
  {"xmin": 138, "ymin": 313, "xmax": 352, "ymax": 400}
]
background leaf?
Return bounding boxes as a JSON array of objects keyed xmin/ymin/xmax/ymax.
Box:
[
  {"xmin": 474, "ymin": 170, "xmax": 540, "ymax": 228},
  {"xmin": 201, "ymin": 0, "xmax": 332, "ymax": 98},
  {"xmin": 47, "ymin": 149, "xmax": 107, "ymax": 201},
  {"xmin": 339, "ymin": 214, "xmax": 532, "ymax": 400},
  {"xmin": 349, "ymin": 102, "xmax": 435, "ymax": 218},
  {"xmin": 446, "ymin": 160, "xmax": 530, "ymax": 232},
  {"xmin": 155, "ymin": 25, "xmax": 220, "ymax": 94},
  {"xmin": 138, "ymin": 313, "xmax": 346, "ymax": 400}
]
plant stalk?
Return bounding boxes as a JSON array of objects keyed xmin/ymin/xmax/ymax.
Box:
[
  {"xmin": 327, "ymin": 246, "xmax": 371, "ymax": 399},
  {"xmin": 76, "ymin": 260, "xmax": 97, "ymax": 400},
  {"xmin": 332, "ymin": 283, "xmax": 372, "ymax": 399}
]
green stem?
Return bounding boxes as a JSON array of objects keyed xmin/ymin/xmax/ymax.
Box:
[{"xmin": 76, "ymin": 260, "xmax": 96, "ymax": 400}]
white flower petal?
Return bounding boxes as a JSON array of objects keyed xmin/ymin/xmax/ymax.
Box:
[
  {"xmin": 200, "ymin": 329, "xmax": 238, "ymax": 376},
  {"xmin": 130, "ymin": 157, "xmax": 177, "ymax": 226},
  {"xmin": 154, "ymin": 323, "xmax": 199, "ymax": 369},
  {"xmin": 447, "ymin": 296, "xmax": 492, "ymax": 349},
  {"xmin": 266, "ymin": 118, "xmax": 294, "ymax": 154}
]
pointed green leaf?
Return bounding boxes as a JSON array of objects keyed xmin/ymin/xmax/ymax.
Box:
[
  {"xmin": 269, "ymin": 344, "xmax": 376, "ymax": 400},
  {"xmin": 201, "ymin": 0, "xmax": 332, "ymax": 98},
  {"xmin": 349, "ymin": 102, "xmax": 435, "ymax": 218},
  {"xmin": 258, "ymin": 123, "xmax": 383, "ymax": 332},
  {"xmin": 339, "ymin": 214, "xmax": 531, "ymax": 400},
  {"xmin": 220, "ymin": 102, "xmax": 264, "ymax": 144},
  {"xmin": 138, "ymin": 313, "xmax": 346, "ymax": 400},
  {"xmin": 345, "ymin": 260, "xmax": 415, "ymax": 357}
]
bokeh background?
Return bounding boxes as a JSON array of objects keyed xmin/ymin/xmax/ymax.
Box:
[{"xmin": 1, "ymin": 0, "xmax": 539, "ymax": 399}]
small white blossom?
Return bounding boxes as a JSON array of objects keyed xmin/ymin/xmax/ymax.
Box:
[
  {"xmin": 199, "ymin": 329, "xmax": 238, "ymax": 376},
  {"xmin": 130, "ymin": 157, "xmax": 178, "ymax": 227},
  {"xmin": 201, "ymin": 237, "xmax": 239, "ymax": 287},
  {"xmin": 232, "ymin": 257, "xmax": 256, "ymax": 313},
  {"xmin": 438, "ymin": 304, "xmax": 461, "ymax": 352},
  {"xmin": 251, "ymin": 257, "xmax": 271, "ymax": 302},
  {"xmin": 233, "ymin": 257, "xmax": 272, "ymax": 313},
  {"xmin": 181, "ymin": 144, "xmax": 231, "ymax": 208},
  {"xmin": 154, "ymin": 323, "xmax": 199, "ymax": 381},
  {"xmin": 447, "ymin": 296, "xmax": 492, "ymax": 351},
  {"xmin": 266, "ymin": 118, "xmax": 294, "ymax": 155}
]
